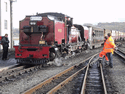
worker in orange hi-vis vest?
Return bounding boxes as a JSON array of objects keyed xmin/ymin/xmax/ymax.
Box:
[
  {"xmin": 99, "ymin": 36, "xmax": 109, "ymax": 64},
  {"xmin": 103, "ymin": 33, "xmax": 116, "ymax": 68}
]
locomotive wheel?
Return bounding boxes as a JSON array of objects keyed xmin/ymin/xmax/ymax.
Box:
[{"xmin": 49, "ymin": 52, "xmax": 56, "ymax": 61}]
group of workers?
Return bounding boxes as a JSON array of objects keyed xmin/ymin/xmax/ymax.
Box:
[{"xmin": 99, "ymin": 33, "xmax": 117, "ymax": 68}]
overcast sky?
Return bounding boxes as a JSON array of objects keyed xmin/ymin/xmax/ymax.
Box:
[{"xmin": 13, "ymin": 0, "xmax": 125, "ymax": 28}]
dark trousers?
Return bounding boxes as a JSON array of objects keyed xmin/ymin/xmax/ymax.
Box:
[
  {"xmin": 106, "ymin": 53, "xmax": 113, "ymax": 67},
  {"xmin": 2, "ymin": 46, "xmax": 8, "ymax": 59}
]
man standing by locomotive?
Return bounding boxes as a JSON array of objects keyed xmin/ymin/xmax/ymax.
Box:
[
  {"xmin": 104, "ymin": 33, "xmax": 116, "ymax": 68},
  {"xmin": 66, "ymin": 18, "xmax": 72, "ymax": 43},
  {"xmin": 1, "ymin": 34, "xmax": 9, "ymax": 60}
]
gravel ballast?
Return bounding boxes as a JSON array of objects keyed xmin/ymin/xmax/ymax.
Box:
[{"xmin": 0, "ymin": 48, "xmax": 102, "ymax": 94}]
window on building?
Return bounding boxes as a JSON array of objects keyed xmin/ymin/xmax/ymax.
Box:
[
  {"xmin": 4, "ymin": 20, "xmax": 7, "ymax": 29},
  {"xmin": 5, "ymin": 2, "xmax": 7, "ymax": 12}
]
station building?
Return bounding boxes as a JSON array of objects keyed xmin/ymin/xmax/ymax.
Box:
[{"xmin": 0, "ymin": 0, "xmax": 11, "ymax": 49}]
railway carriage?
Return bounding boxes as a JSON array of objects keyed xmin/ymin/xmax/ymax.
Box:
[
  {"xmin": 86, "ymin": 26, "xmax": 104, "ymax": 49},
  {"xmin": 111, "ymin": 30, "xmax": 116, "ymax": 41},
  {"xmin": 123, "ymin": 32, "xmax": 125, "ymax": 40},
  {"xmin": 115, "ymin": 31, "xmax": 119, "ymax": 41},
  {"xmin": 119, "ymin": 31, "xmax": 123, "ymax": 40},
  {"xmin": 104, "ymin": 29, "xmax": 112, "ymax": 37}
]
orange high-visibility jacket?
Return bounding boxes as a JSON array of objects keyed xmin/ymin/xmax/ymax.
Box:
[
  {"xmin": 103, "ymin": 41, "xmax": 107, "ymax": 50},
  {"xmin": 104, "ymin": 36, "xmax": 116, "ymax": 54},
  {"xmin": 99, "ymin": 41, "xmax": 109, "ymax": 61}
]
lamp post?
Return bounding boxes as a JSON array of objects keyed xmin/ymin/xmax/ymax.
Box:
[{"xmin": 10, "ymin": 0, "xmax": 17, "ymax": 48}]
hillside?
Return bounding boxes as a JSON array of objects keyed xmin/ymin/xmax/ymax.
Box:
[
  {"xmin": 12, "ymin": 22, "xmax": 125, "ymax": 37},
  {"xmin": 97, "ymin": 22, "xmax": 125, "ymax": 32}
]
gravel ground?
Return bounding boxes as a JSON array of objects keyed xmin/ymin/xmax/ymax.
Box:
[
  {"xmin": 104, "ymin": 41, "xmax": 125, "ymax": 94},
  {"xmin": 105, "ymin": 54, "xmax": 125, "ymax": 94},
  {"xmin": 0, "ymin": 48, "xmax": 102, "ymax": 94},
  {"xmin": 0, "ymin": 42, "xmax": 125, "ymax": 94}
]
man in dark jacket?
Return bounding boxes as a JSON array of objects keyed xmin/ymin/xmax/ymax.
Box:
[{"xmin": 2, "ymin": 34, "xmax": 9, "ymax": 60}]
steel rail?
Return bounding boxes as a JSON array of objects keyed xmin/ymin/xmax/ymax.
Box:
[
  {"xmin": 0, "ymin": 65, "xmax": 24, "ymax": 75},
  {"xmin": 47, "ymin": 65, "xmax": 87, "ymax": 94},
  {"xmin": 46, "ymin": 54, "xmax": 97, "ymax": 94},
  {"xmin": 0, "ymin": 66, "xmax": 35, "ymax": 82},
  {"xmin": 23, "ymin": 66, "xmax": 75, "ymax": 94},
  {"xmin": 80, "ymin": 63, "xmax": 89, "ymax": 94},
  {"xmin": 115, "ymin": 49, "xmax": 125, "ymax": 59},
  {"xmin": 80, "ymin": 54, "xmax": 96, "ymax": 94},
  {"xmin": 23, "ymin": 53, "xmax": 99, "ymax": 94},
  {"xmin": 80, "ymin": 61, "xmax": 107, "ymax": 94},
  {"xmin": 100, "ymin": 63, "xmax": 107, "ymax": 94},
  {"xmin": 117, "ymin": 49, "xmax": 125, "ymax": 54},
  {"xmin": 0, "ymin": 65, "xmax": 43, "ymax": 82},
  {"xmin": 0, "ymin": 66, "xmax": 24, "ymax": 82}
]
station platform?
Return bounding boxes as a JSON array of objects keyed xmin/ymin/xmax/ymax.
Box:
[
  {"xmin": 0, "ymin": 58, "xmax": 17, "ymax": 72},
  {"xmin": 0, "ymin": 48, "xmax": 16, "ymax": 71}
]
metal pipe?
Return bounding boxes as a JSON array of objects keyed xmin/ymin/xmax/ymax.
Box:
[{"xmin": 10, "ymin": 0, "xmax": 17, "ymax": 48}]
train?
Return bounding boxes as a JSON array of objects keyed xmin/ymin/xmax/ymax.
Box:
[
  {"xmin": 0, "ymin": 12, "xmax": 125, "ymax": 65},
  {"xmin": 14, "ymin": 12, "xmax": 88, "ymax": 65}
]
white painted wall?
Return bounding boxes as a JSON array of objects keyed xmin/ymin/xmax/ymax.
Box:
[{"xmin": 0, "ymin": 0, "xmax": 11, "ymax": 49}]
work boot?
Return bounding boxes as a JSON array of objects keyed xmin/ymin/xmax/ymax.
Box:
[
  {"xmin": 105, "ymin": 61, "xmax": 109, "ymax": 67},
  {"xmin": 98, "ymin": 58, "xmax": 103, "ymax": 67},
  {"xmin": 5, "ymin": 58, "xmax": 9, "ymax": 60},
  {"xmin": 98, "ymin": 58, "xmax": 102, "ymax": 63},
  {"xmin": 110, "ymin": 64, "xmax": 113, "ymax": 68}
]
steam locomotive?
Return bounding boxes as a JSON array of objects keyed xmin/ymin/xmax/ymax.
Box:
[
  {"xmin": 10, "ymin": 12, "xmax": 125, "ymax": 65},
  {"xmin": 13, "ymin": 13, "xmax": 87, "ymax": 64}
]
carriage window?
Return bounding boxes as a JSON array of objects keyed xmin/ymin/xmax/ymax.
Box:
[
  {"xmin": 97, "ymin": 30, "xmax": 99, "ymax": 36},
  {"xmin": 99, "ymin": 31, "xmax": 101, "ymax": 36},
  {"xmin": 100, "ymin": 31, "xmax": 103, "ymax": 36}
]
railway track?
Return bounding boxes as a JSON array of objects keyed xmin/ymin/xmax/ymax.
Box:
[
  {"xmin": 0, "ymin": 48, "xmax": 102, "ymax": 87},
  {"xmin": 114, "ymin": 49, "xmax": 125, "ymax": 59},
  {"xmin": 0, "ymin": 64, "xmax": 44, "ymax": 85},
  {"xmin": 81, "ymin": 61, "xmax": 107, "ymax": 94},
  {"xmin": 23, "ymin": 53, "xmax": 108, "ymax": 94}
]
